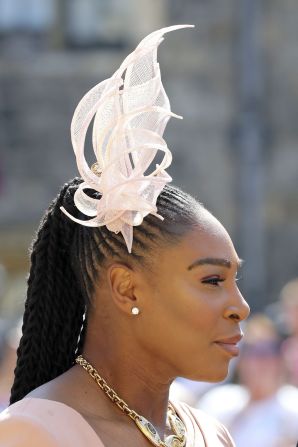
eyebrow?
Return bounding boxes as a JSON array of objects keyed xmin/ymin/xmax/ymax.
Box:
[{"xmin": 187, "ymin": 257, "xmax": 243, "ymax": 271}]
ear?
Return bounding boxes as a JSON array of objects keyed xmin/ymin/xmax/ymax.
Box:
[{"xmin": 106, "ymin": 263, "xmax": 138, "ymax": 315}]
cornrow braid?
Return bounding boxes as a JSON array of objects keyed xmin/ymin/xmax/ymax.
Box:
[{"xmin": 10, "ymin": 177, "xmax": 203, "ymax": 404}]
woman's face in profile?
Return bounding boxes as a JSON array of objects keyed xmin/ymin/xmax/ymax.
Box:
[{"xmin": 136, "ymin": 212, "xmax": 250, "ymax": 383}]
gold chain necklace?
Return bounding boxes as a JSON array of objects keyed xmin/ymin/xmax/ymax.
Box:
[{"xmin": 76, "ymin": 355, "xmax": 187, "ymax": 447}]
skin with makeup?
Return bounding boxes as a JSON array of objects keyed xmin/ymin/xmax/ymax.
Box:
[{"xmin": 23, "ymin": 201, "xmax": 250, "ymax": 446}]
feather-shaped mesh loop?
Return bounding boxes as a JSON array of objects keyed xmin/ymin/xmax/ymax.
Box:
[{"xmin": 60, "ymin": 24, "xmax": 194, "ymax": 252}]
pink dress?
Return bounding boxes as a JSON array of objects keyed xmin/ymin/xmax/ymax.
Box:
[{"xmin": 0, "ymin": 398, "xmax": 235, "ymax": 446}]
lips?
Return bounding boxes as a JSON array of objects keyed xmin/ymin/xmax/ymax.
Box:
[
  {"xmin": 214, "ymin": 333, "xmax": 243, "ymax": 357},
  {"xmin": 215, "ymin": 334, "xmax": 243, "ymax": 344}
]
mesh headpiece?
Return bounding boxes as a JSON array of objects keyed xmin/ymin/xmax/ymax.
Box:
[{"xmin": 61, "ymin": 25, "xmax": 194, "ymax": 252}]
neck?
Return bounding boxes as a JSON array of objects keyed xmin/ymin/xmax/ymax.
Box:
[{"xmin": 80, "ymin": 324, "xmax": 174, "ymax": 435}]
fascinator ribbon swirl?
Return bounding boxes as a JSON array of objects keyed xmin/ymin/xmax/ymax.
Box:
[{"xmin": 60, "ymin": 24, "xmax": 194, "ymax": 252}]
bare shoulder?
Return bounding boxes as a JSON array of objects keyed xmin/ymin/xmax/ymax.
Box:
[
  {"xmin": 25, "ymin": 365, "xmax": 95, "ymax": 409},
  {"xmin": 25, "ymin": 366, "xmax": 119, "ymax": 426},
  {"xmin": 26, "ymin": 368, "xmax": 74, "ymax": 402}
]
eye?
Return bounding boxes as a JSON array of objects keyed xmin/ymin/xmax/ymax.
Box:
[{"xmin": 201, "ymin": 276, "xmax": 225, "ymax": 286}]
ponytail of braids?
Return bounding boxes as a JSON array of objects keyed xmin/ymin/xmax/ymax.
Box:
[{"xmin": 10, "ymin": 178, "xmax": 87, "ymax": 404}]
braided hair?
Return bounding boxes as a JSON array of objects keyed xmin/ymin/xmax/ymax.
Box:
[{"xmin": 10, "ymin": 177, "xmax": 202, "ymax": 404}]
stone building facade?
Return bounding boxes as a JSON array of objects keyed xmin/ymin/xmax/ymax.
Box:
[{"xmin": 0, "ymin": 0, "xmax": 298, "ymax": 316}]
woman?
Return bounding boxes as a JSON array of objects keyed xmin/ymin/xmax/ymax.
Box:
[{"xmin": 0, "ymin": 25, "xmax": 249, "ymax": 447}]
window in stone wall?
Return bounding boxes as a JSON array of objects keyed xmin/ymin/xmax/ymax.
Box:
[
  {"xmin": 65, "ymin": 0, "xmax": 131, "ymax": 48},
  {"xmin": 64, "ymin": 0, "xmax": 168, "ymax": 49},
  {"xmin": 0, "ymin": 0, "xmax": 55, "ymax": 32}
]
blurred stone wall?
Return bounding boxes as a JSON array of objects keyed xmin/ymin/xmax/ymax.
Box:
[{"xmin": 0, "ymin": 0, "xmax": 298, "ymax": 315}]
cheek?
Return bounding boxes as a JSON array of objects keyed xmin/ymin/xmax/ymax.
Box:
[
  {"xmin": 152, "ymin": 280, "xmax": 220, "ymax": 348},
  {"xmin": 170, "ymin": 281, "xmax": 219, "ymax": 329},
  {"xmin": 138, "ymin": 280, "xmax": 232, "ymax": 381}
]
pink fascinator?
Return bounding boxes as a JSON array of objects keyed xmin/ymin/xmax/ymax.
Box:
[{"xmin": 60, "ymin": 24, "xmax": 194, "ymax": 253}]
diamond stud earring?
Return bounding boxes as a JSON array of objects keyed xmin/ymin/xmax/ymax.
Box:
[{"xmin": 131, "ymin": 307, "xmax": 140, "ymax": 315}]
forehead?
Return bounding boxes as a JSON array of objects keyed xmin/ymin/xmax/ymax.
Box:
[{"xmin": 158, "ymin": 211, "xmax": 239, "ymax": 269}]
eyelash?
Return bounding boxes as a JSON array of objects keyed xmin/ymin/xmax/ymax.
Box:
[
  {"xmin": 202, "ymin": 276, "xmax": 241, "ymax": 286},
  {"xmin": 202, "ymin": 277, "xmax": 225, "ymax": 286}
]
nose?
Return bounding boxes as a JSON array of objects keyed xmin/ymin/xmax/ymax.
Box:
[{"xmin": 224, "ymin": 287, "xmax": 250, "ymax": 322}]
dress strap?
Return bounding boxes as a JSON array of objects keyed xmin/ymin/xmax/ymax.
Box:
[{"xmin": 170, "ymin": 400, "xmax": 206, "ymax": 447}]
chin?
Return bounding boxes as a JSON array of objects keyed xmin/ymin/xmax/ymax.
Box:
[
  {"xmin": 206, "ymin": 370, "xmax": 229, "ymax": 383},
  {"xmin": 186, "ymin": 364, "xmax": 229, "ymax": 383}
]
